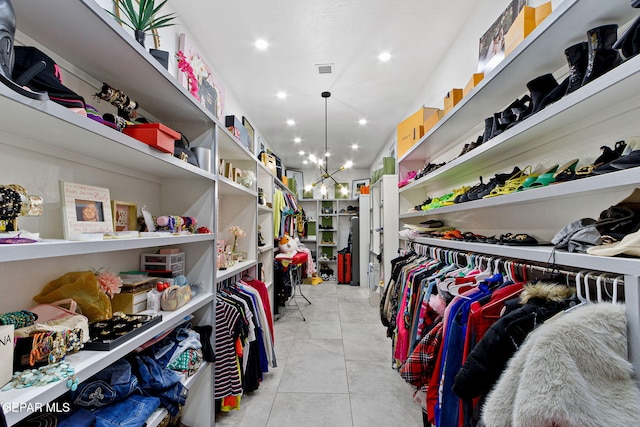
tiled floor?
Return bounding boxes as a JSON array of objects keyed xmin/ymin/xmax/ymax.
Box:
[{"xmin": 215, "ymin": 282, "xmax": 422, "ymax": 427}]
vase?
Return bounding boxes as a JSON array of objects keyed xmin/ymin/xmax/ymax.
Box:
[
  {"xmin": 134, "ymin": 30, "xmax": 145, "ymax": 47},
  {"xmin": 232, "ymin": 237, "xmax": 238, "ymax": 253}
]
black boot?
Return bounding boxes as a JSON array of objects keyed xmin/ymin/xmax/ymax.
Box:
[
  {"xmin": 565, "ymin": 42, "xmax": 588, "ymax": 94},
  {"xmin": 614, "ymin": 16, "xmax": 640, "ymax": 59},
  {"xmin": 482, "ymin": 116, "xmax": 494, "ymax": 143},
  {"xmin": 525, "ymin": 73, "xmax": 559, "ymax": 117},
  {"xmin": 582, "ymin": 24, "xmax": 623, "ymax": 86}
]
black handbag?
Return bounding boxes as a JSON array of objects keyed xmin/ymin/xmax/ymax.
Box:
[{"xmin": 174, "ymin": 133, "xmax": 199, "ymax": 167}]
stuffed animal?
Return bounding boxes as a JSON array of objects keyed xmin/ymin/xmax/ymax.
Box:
[{"xmin": 275, "ymin": 234, "xmax": 299, "ymax": 259}]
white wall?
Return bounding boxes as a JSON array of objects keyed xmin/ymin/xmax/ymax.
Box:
[{"xmin": 295, "ymin": 168, "xmax": 370, "ymax": 199}]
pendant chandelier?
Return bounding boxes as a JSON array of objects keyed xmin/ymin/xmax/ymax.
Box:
[{"xmin": 305, "ymin": 91, "xmax": 353, "ymax": 197}]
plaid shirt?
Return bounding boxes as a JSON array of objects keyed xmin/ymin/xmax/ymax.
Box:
[{"xmin": 399, "ymin": 320, "xmax": 443, "ymax": 392}]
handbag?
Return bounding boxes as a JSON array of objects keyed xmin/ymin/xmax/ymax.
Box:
[
  {"xmin": 33, "ymin": 271, "xmax": 112, "ymax": 322},
  {"xmin": 174, "ymin": 133, "xmax": 200, "ymax": 167},
  {"xmin": 16, "ymin": 299, "xmax": 90, "ymax": 343},
  {"xmin": 160, "ymin": 285, "xmax": 192, "ymax": 311}
]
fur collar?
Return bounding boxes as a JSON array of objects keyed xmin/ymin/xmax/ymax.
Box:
[{"xmin": 482, "ymin": 303, "xmax": 640, "ymax": 427}]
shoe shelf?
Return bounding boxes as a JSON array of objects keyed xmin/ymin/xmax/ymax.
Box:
[
  {"xmin": 401, "ymin": 167, "xmax": 640, "ymax": 220},
  {"xmin": 399, "ymin": 0, "xmax": 633, "ymax": 166},
  {"xmin": 401, "ymin": 52, "xmax": 640, "ymax": 200},
  {"xmin": 2, "ymin": 292, "xmax": 214, "ymax": 426},
  {"xmin": 319, "ymin": 243, "xmax": 337, "ymax": 247},
  {"xmin": 258, "ymin": 244, "xmax": 274, "ymax": 254},
  {"xmin": 405, "ymin": 236, "xmax": 640, "ymax": 277}
]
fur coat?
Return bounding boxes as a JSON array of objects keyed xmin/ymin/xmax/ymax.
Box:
[{"xmin": 481, "ymin": 303, "xmax": 640, "ymax": 427}]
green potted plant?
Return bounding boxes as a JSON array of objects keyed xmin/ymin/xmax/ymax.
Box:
[{"xmin": 107, "ymin": 0, "xmax": 176, "ymax": 47}]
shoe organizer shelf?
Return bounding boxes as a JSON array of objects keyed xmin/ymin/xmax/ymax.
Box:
[
  {"xmin": 298, "ymin": 199, "xmax": 359, "ymax": 268},
  {"xmin": 398, "ymin": 0, "xmax": 633, "ymax": 171},
  {"xmin": 396, "ymin": 0, "xmax": 640, "ymax": 375},
  {"xmin": 0, "ymin": 1, "xmax": 267, "ymax": 425}
]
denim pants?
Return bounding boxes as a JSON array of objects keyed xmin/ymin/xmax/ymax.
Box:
[
  {"xmin": 134, "ymin": 355, "xmax": 188, "ymax": 416},
  {"xmin": 94, "ymin": 394, "xmax": 160, "ymax": 427},
  {"xmin": 72, "ymin": 359, "xmax": 141, "ymax": 408}
]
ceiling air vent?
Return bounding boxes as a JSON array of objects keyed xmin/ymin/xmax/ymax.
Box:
[{"xmin": 316, "ymin": 63, "xmax": 334, "ymax": 74}]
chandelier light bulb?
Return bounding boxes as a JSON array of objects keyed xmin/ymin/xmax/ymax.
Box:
[
  {"xmin": 320, "ymin": 184, "xmax": 327, "ymax": 195},
  {"xmin": 341, "ymin": 186, "xmax": 349, "ymax": 195},
  {"xmin": 344, "ymin": 160, "xmax": 354, "ymax": 168},
  {"xmin": 309, "ymin": 154, "xmax": 317, "ymax": 163},
  {"xmin": 305, "ymin": 184, "xmax": 313, "ymax": 191}
]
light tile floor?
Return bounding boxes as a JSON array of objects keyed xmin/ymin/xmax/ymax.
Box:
[{"xmin": 215, "ymin": 282, "xmax": 422, "ymax": 427}]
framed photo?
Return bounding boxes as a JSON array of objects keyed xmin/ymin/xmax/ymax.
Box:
[
  {"xmin": 242, "ymin": 116, "xmax": 255, "ymax": 153},
  {"xmin": 352, "ymin": 178, "xmax": 370, "ymax": 197},
  {"xmin": 286, "ymin": 169, "xmax": 304, "ymax": 199},
  {"xmin": 177, "ymin": 33, "xmax": 225, "ymax": 119},
  {"xmin": 60, "ymin": 182, "xmax": 113, "ymax": 239},
  {"xmin": 258, "ymin": 136, "xmax": 265, "ymax": 157},
  {"xmin": 478, "ymin": 0, "xmax": 525, "ymax": 74},
  {"xmin": 111, "ymin": 201, "xmax": 138, "ymax": 232}
]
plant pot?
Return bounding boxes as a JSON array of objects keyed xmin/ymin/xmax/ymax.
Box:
[
  {"xmin": 134, "ymin": 30, "xmax": 145, "ymax": 47},
  {"xmin": 149, "ymin": 49, "xmax": 169, "ymax": 69}
]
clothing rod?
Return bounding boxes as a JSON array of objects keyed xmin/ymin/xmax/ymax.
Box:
[{"xmin": 406, "ymin": 241, "xmax": 625, "ymax": 287}]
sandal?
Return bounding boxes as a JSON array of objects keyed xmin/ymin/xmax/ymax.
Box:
[
  {"xmin": 501, "ymin": 233, "xmax": 539, "ymax": 246},
  {"xmin": 529, "ymin": 159, "xmax": 579, "ymax": 189},
  {"xmin": 517, "ymin": 164, "xmax": 559, "ymax": 191},
  {"xmin": 484, "ymin": 166, "xmax": 533, "ymax": 198}
]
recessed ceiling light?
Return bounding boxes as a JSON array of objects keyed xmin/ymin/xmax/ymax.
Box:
[
  {"xmin": 286, "ymin": 119, "xmax": 295, "ymax": 126},
  {"xmin": 325, "ymin": 152, "xmax": 331, "ymax": 157},
  {"xmin": 359, "ymin": 119, "xmax": 367, "ymax": 125},
  {"xmin": 378, "ymin": 51, "xmax": 391, "ymax": 62},
  {"xmin": 255, "ymin": 39, "xmax": 269, "ymax": 50},
  {"xmin": 351, "ymin": 144, "xmax": 359, "ymax": 150},
  {"xmin": 303, "ymin": 160, "xmax": 308, "ymax": 165},
  {"xmin": 299, "ymin": 150, "xmax": 305, "ymax": 155},
  {"xmin": 294, "ymin": 137, "xmax": 302, "ymax": 143},
  {"xmin": 277, "ymin": 91, "xmax": 287, "ymax": 99}
]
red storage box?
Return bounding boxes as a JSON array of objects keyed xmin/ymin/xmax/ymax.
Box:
[{"xmin": 123, "ymin": 123, "xmax": 180, "ymax": 154}]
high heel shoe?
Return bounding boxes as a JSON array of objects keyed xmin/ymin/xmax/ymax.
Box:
[
  {"xmin": 517, "ymin": 164, "xmax": 559, "ymax": 191},
  {"xmin": 484, "ymin": 166, "xmax": 534, "ymax": 198},
  {"xmin": 529, "ymin": 159, "xmax": 579, "ymax": 188}
]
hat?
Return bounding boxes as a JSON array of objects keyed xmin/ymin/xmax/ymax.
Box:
[{"xmin": 587, "ymin": 229, "xmax": 640, "ymax": 257}]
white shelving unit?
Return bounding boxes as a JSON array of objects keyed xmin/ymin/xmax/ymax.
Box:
[
  {"xmin": 298, "ymin": 198, "xmax": 360, "ymax": 271},
  {"xmin": 370, "ymin": 175, "xmax": 398, "ymax": 288},
  {"xmin": 0, "ymin": 1, "xmax": 267, "ymax": 425},
  {"xmin": 396, "ymin": 0, "xmax": 640, "ymax": 373}
]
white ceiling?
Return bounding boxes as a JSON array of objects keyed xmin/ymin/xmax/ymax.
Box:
[{"xmin": 177, "ymin": 0, "xmax": 479, "ymax": 171}]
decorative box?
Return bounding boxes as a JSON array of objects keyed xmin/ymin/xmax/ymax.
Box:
[
  {"xmin": 0, "ymin": 325, "xmax": 13, "ymax": 386},
  {"xmin": 110, "ymin": 286, "xmax": 152, "ymax": 314},
  {"xmin": 443, "ymin": 89, "xmax": 463, "ymax": 114},
  {"xmin": 225, "ymin": 115, "xmax": 250, "ymax": 148},
  {"xmin": 123, "ymin": 123, "xmax": 180, "ymax": 154},
  {"xmin": 505, "ymin": 3, "xmax": 552, "ymax": 57},
  {"xmin": 396, "ymin": 106, "xmax": 440, "ymax": 158},
  {"xmin": 463, "ymin": 73, "xmax": 485, "ymax": 97}
]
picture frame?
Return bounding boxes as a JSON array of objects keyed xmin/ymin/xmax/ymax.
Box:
[
  {"xmin": 352, "ymin": 178, "xmax": 370, "ymax": 197},
  {"xmin": 286, "ymin": 169, "xmax": 304, "ymax": 200},
  {"xmin": 478, "ymin": 0, "xmax": 526, "ymax": 74},
  {"xmin": 111, "ymin": 200, "xmax": 138, "ymax": 232},
  {"xmin": 177, "ymin": 33, "xmax": 225, "ymax": 119},
  {"xmin": 242, "ymin": 116, "xmax": 255, "ymax": 153},
  {"xmin": 60, "ymin": 181, "xmax": 113, "ymax": 239}
]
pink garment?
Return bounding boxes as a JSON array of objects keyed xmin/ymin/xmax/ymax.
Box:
[{"xmin": 297, "ymin": 246, "xmax": 316, "ymax": 276}]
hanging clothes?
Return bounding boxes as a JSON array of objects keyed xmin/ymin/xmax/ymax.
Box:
[{"xmin": 480, "ymin": 303, "xmax": 640, "ymax": 427}]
